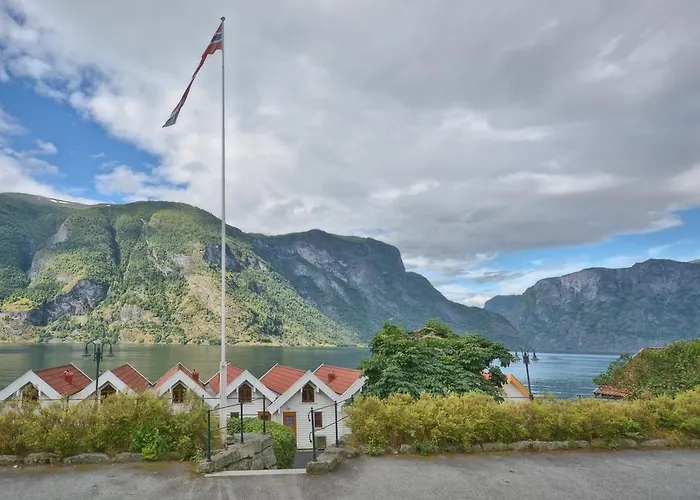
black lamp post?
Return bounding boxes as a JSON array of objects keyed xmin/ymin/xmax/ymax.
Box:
[
  {"xmin": 520, "ymin": 349, "xmax": 535, "ymax": 401},
  {"xmin": 83, "ymin": 339, "xmax": 115, "ymax": 401}
]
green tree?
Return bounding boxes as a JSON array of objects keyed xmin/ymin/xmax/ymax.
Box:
[{"xmin": 359, "ymin": 319, "xmax": 514, "ymax": 399}]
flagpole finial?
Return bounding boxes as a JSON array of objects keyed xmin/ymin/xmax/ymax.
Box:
[{"xmin": 221, "ymin": 16, "xmax": 225, "ymax": 21}]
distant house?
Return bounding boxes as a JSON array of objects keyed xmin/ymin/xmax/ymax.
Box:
[
  {"xmin": 502, "ymin": 374, "xmax": 531, "ymax": 402},
  {"xmin": 593, "ymin": 385, "xmax": 630, "ymax": 400},
  {"xmin": 205, "ymin": 363, "xmax": 277, "ymax": 420},
  {"xmin": 73, "ymin": 363, "xmax": 152, "ymax": 401},
  {"xmin": 0, "ymin": 363, "xmax": 92, "ymax": 406},
  {"xmin": 481, "ymin": 371, "xmax": 531, "ymax": 402},
  {"xmin": 313, "ymin": 364, "xmax": 366, "ymax": 441},
  {"xmin": 151, "ymin": 363, "xmax": 213, "ymax": 410},
  {"xmin": 263, "ymin": 364, "xmax": 343, "ymax": 450}
]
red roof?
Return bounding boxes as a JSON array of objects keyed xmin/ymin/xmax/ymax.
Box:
[
  {"xmin": 152, "ymin": 363, "xmax": 205, "ymax": 390},
  {"xmin": 206, "ymin": 363, "xmax": 244, "ymax": 393},
  {"xmin": 112, "ymin": 364, "xmax": 151, "ymax": 392},
  {"xmin": 594, "ymin": 385, "xmax": 630, "ymax": 398},
  {"xmin": 314, "ymin": 364, "xmax": 362, "ymax": 394},
  {"xmin": 260, "ymin": 364, "xmax": 305, "ymax": 394},
  {"xmin": 35, "ymin": 363, "xmax": 92, "ymax": 397}
]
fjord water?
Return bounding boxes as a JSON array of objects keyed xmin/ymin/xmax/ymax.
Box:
[{"xmin": 0, "ymin": 344, "xmax": 619, "ymax": 399}]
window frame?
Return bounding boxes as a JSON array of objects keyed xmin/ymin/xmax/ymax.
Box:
[
  {"xmin": 314, "ymin": 411, "xmax": 323, "ymax": 428},
  {"xmin": 301, "ymin": 383, "xmax": 315, "ymax": 403},
  {"xmin": 238, "ymin": 384, "xmax": 252, "ymax": 403},
  {"xmin": 21, "ymin": 383, "xmax": 39, "ymax": 403},
  {"xmin": 100, "ymin": 383, "xmax": 117, "ymax": 400},
  {"xmin": 172, "ymin": 382, "xmax": 187, "ymax": 404}
]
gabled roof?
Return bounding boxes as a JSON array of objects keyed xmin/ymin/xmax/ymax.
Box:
[
  {"xmin": 267, "ymin": 371, "xmax": 340, "ymax": 413},
  {"xmin": 218, "ymin": 370, "xmax": 278, "ymax": 407},
  {"xmin": 0, "ymin": 370, "xmax": 62, "ymax": 401},
  {"xmin": 112, "ymin": 364, "xmax": 151, "ymax": 392},
  {"xmin": 205, "ymin": 363, "xmax": 244, "ymax": 394},
  {"xmin": 35, "ymin": 364, "xmax": 92, "ymax": 397},
  {"xmin": 260, "ymin": 364, "xmax": 306, "ymax": 395},
  {"xmin": 594, "ymin": 385, "xmax": 630, "ymax": 398},
  {"xmin": 152, "ymin": 363, "xmax": 205, "ymax": 391},
  {"xmin": 73, "ymin": 370, "xmax": 132, "ymax": 400},
  {"xmin": 505, "ymin": 374, "xmax": 530, "ymax": 398},
  {"xmin": 150, "ymin": 363, "xmax": 214, "ymax": 407},
  {"xmin": 314, "ymin": 364, "xmax": 362, "ymax": 395}
]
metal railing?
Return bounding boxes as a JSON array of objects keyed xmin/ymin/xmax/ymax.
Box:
[
  {"xmin": 307, "ymin": 398, "xmax": 352, "ymax": 461},
  {"xmin": 205, "ymin": 395, "xmax": 270, "ymax": 461}
]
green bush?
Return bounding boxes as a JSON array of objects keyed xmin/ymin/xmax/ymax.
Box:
[
  {"xmin": 227, "ymin": 417, "xmax": 296, "ymax": 469},
  {"xmin": 347, "ymin": 388, "xmax": 700, "ymax": 452},
  {"xmin": 0, "ymin": 392, "xmax": 207, "ymax": 460}
]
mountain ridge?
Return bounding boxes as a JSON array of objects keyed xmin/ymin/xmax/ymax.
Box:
[
  {"xmin": 0, "ymin": 192, "xmax": 520, "ymax": 347},
  {"xmin": 484, "ymin": 258, "xmax": 700, "ymax": 351}
]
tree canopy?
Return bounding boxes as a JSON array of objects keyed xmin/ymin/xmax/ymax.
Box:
[
  {"xmin": 359, "ymin": 319, "xmax": 514, "ymax": 399},
  {"xmin": 593, "ymin": 339, "xmax": 700, "ymax": 398}
]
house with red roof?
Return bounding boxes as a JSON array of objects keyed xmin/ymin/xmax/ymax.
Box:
[
  {"xmin": 151, "ymin": 363, "xmax": 213, "ymax": 410},
  {"xmin": 73, "ymin": 363, "xmax": 152, "ymax": 401},
  {"xmin": 312, "ymin": 364, "xmax": 367, "ymax": 439},
  {"xmin": 0, "ymin": 363, "xmax": 92, "ymax": 405},
  {"xmin": 262, "ymin": 363, "xmax": 364, "ymax": 450},
  {"xmin": 204, "ymin": 363, "xmax": 278, "ymax": 420}
]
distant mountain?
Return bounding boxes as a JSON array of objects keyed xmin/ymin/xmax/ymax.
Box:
[
  {"xmin": 0, "ymin": 193, "xmax": 520, "ymax": 346},
  {"xmin": 484, "ymin": 259, "xmax": 700, "ymax": 351}
]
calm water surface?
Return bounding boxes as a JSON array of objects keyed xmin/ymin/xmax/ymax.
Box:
[{"xmin": 0, "ymin": 344, "xmax": 619, "ymax": 399}]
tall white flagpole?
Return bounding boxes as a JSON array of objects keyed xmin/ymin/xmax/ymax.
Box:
[{"xmin": 218, "ymin": 15, "xmax": 228, "ymax": 446}]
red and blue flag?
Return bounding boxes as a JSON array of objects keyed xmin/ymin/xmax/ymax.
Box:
[{"xmin": 162, "ymin": 21, "xmax": 223, "ymax": 128}]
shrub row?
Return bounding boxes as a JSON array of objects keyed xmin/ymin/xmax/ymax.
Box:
[
  {"xmin": 0, "ymin": 392, "xmax": 207, "ymax": 460},
  {"xmin": 227, "ymin": 417, "xmax": 296, "ymax": 469},
  {"xmin": 347, "ymin": 388, "xmax": 700, "ymax": 454}
]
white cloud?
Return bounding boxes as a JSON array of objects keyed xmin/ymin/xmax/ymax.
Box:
[{"xmin": 0, "ymin": 0, "xmax": 699, "ymax": 302}]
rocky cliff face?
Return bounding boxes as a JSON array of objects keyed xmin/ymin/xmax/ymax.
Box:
[
  {"xmin": 484, "ymin": 259, "xmax": 700, "ymax": 351},
  {"xmin": 245, "ymin": 230, "xmax": 520, "ymax": 344},
  {"xmin": 0, "ymin": 193, "xmax": 520, "ymax": 346}
]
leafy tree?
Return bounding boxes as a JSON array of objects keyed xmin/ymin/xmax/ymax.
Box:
[
  {"xmin": 593, "ymin": 339, "xmax": 700, "ymax": 398},
  {"xmin": 359, "ymin": 319, "xmax": 514, "ymax": 399}
]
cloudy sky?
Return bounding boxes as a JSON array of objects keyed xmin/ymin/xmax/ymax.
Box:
[{"xmin": 1, "ymin": 0, "xmax": 700, "ymax": 306}]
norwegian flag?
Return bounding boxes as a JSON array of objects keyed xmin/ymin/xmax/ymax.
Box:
[{"xmin": 162, "ymin": 21, "xmax": 224, "ymax": 128}]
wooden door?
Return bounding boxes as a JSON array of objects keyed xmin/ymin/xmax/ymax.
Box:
[{"xmin": 282, "ymin": 411, "xmax": 297, "ymax": 440}]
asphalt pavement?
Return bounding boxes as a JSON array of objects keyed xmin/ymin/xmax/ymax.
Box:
[{"xmin": 0, "ymin": 450, "xmax": 698, "ymax": 500}]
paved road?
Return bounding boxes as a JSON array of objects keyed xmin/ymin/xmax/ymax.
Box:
[{"xmin": 1, "ymin": 451, "xmax": 698, "ymax": 500}]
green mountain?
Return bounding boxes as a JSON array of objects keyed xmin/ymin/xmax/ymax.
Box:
[
  {"xmin": 0, "ymin": 193, "xmax": 520, "ymax": 346},
  {"xmin": 484, "ymin": 259, "xmax": 700, "ymax": 352}
]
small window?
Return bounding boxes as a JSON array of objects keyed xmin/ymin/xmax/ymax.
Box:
[
  {"xmin": 314, "ymin": 411, "xmax": 323, "ymax": 428},
  {"xmin": 172, "ymin": 383, "xmax": 186, "ymax": 403},
  {"xmin": 238, "ymin": 384, "xmax": 252, "ymax": 403},
  {"xmin": 258, "ymin": 411, "xmax": 271, "ymax": 421},
  {"xmin": 21, "ymin": 384, "xmax": 39, "ymax": 403},
  {"xmin": 229, "ymin": 412, "xmax": 239, "ymax": 419},
  {"xmin": 100, "ymin": 384, "xmax": 117, "ymax": 400},
  {"xmin": 301, "ymin": 383, "xmax": 315, "ymax": 403},
  {"xmin": 315, "ymin": 435, "xmax": 327, "ymax": 450}
]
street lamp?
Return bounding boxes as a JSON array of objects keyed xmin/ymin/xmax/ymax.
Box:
[
  {"xmin": 520, "ymin": 349, "xmax": 535, "ymax": 401},
  {"xmin": 83, "ymin": 339, "xmax": 115, "ymax": 401}
]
